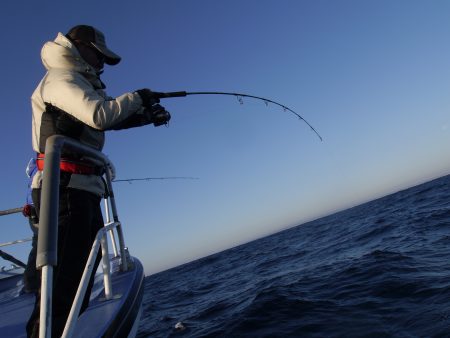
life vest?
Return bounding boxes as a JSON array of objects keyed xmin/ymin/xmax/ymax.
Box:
[
  {"xmin": 36, "ymin": 153, "xmax": 104, "ymax": 176},
  {"xmin": 38, "ymin": 103, "xmax": 95, "ymax": 155}
]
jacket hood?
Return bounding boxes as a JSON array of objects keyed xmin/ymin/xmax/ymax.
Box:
[{"xmin": 41, "ymin": 32, "xmax": 103, "ymax": 88}]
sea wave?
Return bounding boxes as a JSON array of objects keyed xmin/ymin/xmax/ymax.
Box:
[{"xmin": 137, "ymin": 175, "xmax": 450, "ymax": 337}]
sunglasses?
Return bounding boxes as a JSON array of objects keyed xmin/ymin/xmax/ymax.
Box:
[{"xmin": 75, "ymin": 40, "xmax": 105, "ymax": 62}]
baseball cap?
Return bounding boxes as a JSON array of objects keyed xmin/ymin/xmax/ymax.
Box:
[{"xmin": 66, "ymin": 25, "xmax": 121, "ymax": 65}]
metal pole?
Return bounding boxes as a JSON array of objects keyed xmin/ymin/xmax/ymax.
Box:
[
  {"xmin": 0, "ymin": 238, "xmax": 32, "ymax": 248},
  {"xmin": 39, "ymin": 265, "xmax": 53, "ymax": 338},
  {"xmin": 61, "ymin": 235, "xmax": 102, "ymax": 338},
  {"xmin": 37, "ymin": 136, "xmax": 63, "ymax": 338},
  {"xmin": 100, "ymin": 232, "xmax": 113, "ymax": 300},
  {"xmin": 61, "ymin": 223, "xmax": 115, "ymax": 338},
  {"xmin": 0, "ymin": 207, "xmax": 23, "ymax": 216},
  {"xmin": 104, "ymin": 168, "xmax": 128, "ymax": 271},
  {"xmin": 36, "ymin": 137, "xmax": 62, "ymax": 270},
  {"xmin": 37, "ymin": 134, "xmax": 112, "ymax": 271},
  {"xmin": 36, "ymin": 135, "xmax": 112, "ymax": 338},
  {"xmin": 104, "ymin": 198, "xmax": 118, "ymax": 257}
]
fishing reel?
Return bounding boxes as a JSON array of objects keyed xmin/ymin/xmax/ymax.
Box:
[
  {"xmin": 153, "ymin": 111, "xmax": 171, "ymax": 126},
  {"xmin": 151, "ymin": 105, "xmax": 171, "ymax": 127}
]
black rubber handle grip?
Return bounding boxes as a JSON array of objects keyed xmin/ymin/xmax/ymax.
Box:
[{"xmin": 154, "ymin": 91, "xmax": 187, "ymax": 98}]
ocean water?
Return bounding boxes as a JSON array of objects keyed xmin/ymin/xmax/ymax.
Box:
[{"xmin": 136, "ymin": 175, "xmax": 450, "ymax": 337}]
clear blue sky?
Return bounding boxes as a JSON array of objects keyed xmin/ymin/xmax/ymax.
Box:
[{"xmin": 1, "ymin": 0, "xmax": 450, "ymax": 274}]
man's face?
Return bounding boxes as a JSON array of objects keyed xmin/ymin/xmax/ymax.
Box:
[{"xmin": 75, "ymin": 41, "xmax": 105, "ymax": 72}]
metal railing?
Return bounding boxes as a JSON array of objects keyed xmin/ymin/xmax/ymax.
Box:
[
  {"xmin": 37, "ymin": 135, "xmax": 129, "ymax": 338},
  {"xmin": 0, "ymin": 237, "xmax": 32, "ymax": 248}
]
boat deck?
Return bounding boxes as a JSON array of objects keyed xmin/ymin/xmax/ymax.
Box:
[{"xmin": 0, "ymin": 257, "xmax": 144, "ymax": 337}]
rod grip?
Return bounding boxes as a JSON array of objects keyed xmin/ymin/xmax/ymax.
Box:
[{"xmin": 154, "ymin": 91, "xmax": 187, "ymax": 99}]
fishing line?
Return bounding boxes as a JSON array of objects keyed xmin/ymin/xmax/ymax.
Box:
[
  {"xmin": 113, "ymin": 177, "xmax": 199, "ymax": 184},
  {"xmin": 153, "ymin": 91, "xmax": 323, "ymax": 141}
]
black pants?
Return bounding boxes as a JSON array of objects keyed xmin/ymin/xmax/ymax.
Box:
[
  {"xmin": 23, "ymin": 214, "xmax": 39, "ymax": 293},
  {"xmin": 26, "ymin": 179, "xmax": 103, "ymax": 338}
]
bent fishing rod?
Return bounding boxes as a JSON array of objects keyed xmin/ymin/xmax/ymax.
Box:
[{"xmin": 152, "ymin": 91, "xmax": 323, "ymax": 142}]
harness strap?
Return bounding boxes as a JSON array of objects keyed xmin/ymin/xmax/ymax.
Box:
[{"xmin": 36, "ymin": 154, "xmax": 104, "ymax": 176}]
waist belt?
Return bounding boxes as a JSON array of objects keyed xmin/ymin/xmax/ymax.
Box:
[{"xmin": 36, "ymin": 154, "xmax": 104, "ymax": 176}]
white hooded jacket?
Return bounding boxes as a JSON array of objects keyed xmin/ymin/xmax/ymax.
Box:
[{"xmin": 31, "ymin": 33, "xmax": 145, "ymax": 195}]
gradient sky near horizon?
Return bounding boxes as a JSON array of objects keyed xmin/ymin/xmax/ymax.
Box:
[{"xmin": 1, "ymin": 0, "xmax": 450, "ymax": 274}]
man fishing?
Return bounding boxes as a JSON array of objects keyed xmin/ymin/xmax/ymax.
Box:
[{"xmin": 27, "ymin": 24, "xmax": 170, "ymax": 337}]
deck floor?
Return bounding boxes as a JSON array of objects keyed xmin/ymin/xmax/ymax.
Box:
[
  {"xmin": 0, "ymin": 257, "xmax": 144, "ymax": 338},
  {"xmin": 0, "ymin": 274, "xmax": 34, "ymax": 338}
]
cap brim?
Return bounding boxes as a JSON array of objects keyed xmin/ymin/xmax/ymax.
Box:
[{"xmin": 91, "ymin": 42, "xmax": 121, "ymax": 65}]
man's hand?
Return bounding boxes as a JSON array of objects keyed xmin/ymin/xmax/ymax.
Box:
[
  {"xmin": 145, "ymin": 104, "xmax": 171, "ymax": 126},
  {"xmin": 136, "ymin": 89, "xmax": 160, "ymax": 108}
]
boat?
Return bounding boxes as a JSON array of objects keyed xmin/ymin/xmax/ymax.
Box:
[{"xmin": 0, "ymin": 135, "xmax": 145, "ymax": 337}]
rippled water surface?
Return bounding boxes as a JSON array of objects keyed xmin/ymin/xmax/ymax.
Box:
[{"xmin": 137, "ymin": 175, "xmax": 450, "ymax": 337}]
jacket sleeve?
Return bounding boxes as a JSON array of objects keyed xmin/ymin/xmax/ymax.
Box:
[
  {"xmin": 41, "ymin": 69, "xmax": 143, "ymax": 131},
  {"xmin": 108, "ymin": 108, "xmax": 154, "ymax": 130}
]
